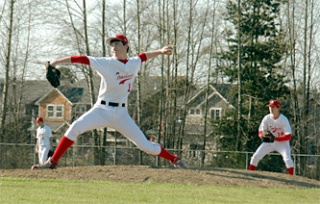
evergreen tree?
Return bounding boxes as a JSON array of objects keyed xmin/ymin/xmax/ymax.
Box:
[{"xmin": 217, "ymin": 0, "xmax": 290, "ymax": 154}]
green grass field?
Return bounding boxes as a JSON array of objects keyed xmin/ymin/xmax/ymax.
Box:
[{"xmin": 0, "ymin": 177, "xmax": 319, "ymax": 204}]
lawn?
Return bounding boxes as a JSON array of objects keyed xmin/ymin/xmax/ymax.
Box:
[{"xmin": 0, "ymin": 177, "xmax": 319, "ymax": 204}]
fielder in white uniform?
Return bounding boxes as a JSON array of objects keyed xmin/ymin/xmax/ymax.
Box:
[
  {"xmin": 35, "ymin": 116, "xmax": 53, "ymax": 164},
  {"xmin": 249, "ymin": 100, "xmax": 294, "ymax": 175},
  {"xmin": 32, "ymin": 34, "xmax": 186, "ymax": 169}
]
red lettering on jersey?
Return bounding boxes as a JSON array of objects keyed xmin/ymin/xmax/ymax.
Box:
[
  {"xmin": 119, "ymin": 78, "xmax": 131, "ymax": 84},
  {"xmin": 116, "ymin": 72, "xmax": 133, "ymax": 84}
]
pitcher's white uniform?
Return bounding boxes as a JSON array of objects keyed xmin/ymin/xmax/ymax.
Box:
[
  {"xmin": 36, "ymin": 125, "xmax": 53, "ymax": 164},
  {"xmin": 31, "ymin": 35, "xmax": 186, "ymax": 170},
  {"xmin": 250, "ymin": 113, "xmax": 294, "ymax": 169},
  {"xmin": 65, "ymin": 54, "xmax": 162, "ymax": 155}
]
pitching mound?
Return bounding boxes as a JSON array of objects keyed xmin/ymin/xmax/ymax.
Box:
[{"xmin": 1, "ymin": 165, "xmax": 319, "ymax": 188}]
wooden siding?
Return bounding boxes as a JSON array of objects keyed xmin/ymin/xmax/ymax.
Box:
[{"xmin": 38, "ymin": 90, "xmax": 72, "ymax": 122}]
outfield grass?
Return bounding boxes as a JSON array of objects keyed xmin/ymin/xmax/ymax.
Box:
[{"xmin": 0, "ymin": 177, "xmax": 319, "ymax": 204}]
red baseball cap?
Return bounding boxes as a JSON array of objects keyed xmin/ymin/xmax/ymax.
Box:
[
  {"xmin": 106, "ymin": 34, "xmax": 129, "ymax": 45},
  {"xmin": 267, "ymin": 100, "xmax": 281, "ymax": 108},
  {"xmin": 35, "ymin": 116, "xmax": 43, "ymax": 123}
]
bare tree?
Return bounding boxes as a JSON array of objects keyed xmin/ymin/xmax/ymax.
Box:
[
  {"xmin": 0, "ymin": 0, "xmax": 14, "ymax": 139},
  {"xmin": 236, "ymin": 0, "xmax": 242, "ymax": 151},
  {"xmin": 202, "ymin": 0, "xmax": 218, "ymax": 167},
  {"xmin": 100, "ymin": 0, "xmax": 107, "ymax": 166},
  {"xmin": 286, "ymin": 0, "xmax": 300, "ymax": 167},
  {"xmin": 179, "ymin": 0, "xmax": 209, "ymax": 151},
  {"xmin": 172, "ymin": 0, "xmax": 179, "ymax": 152},
  {"xmin": 156, "ymin": 0, "xmax": 166, "ymax": 166}
]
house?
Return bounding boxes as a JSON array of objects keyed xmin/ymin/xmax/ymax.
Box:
[
  {"xmin": 0, "ymin": 79, "xmax": 53, "ymax": 133},
  {"xmin": 174, "ymin": 83, "xmax": 237, "ymax": 156},
  {"xmin": 179, "ymin": 84, "xmax": 236, "ymax": 127},
  {"xmin": 141, "ymin": 82, "xmax": 237, "ymax": 155},
  {"xmin": 34, "ymin": 86, "xmax": 85, "ymax": 140}
]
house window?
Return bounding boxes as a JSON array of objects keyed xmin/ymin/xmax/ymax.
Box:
[
  {"xmin": 189, "ymin": 108, "xmax": 201, "ymax": 115},
  {"xmin": 210, "ymin": 108, "xmax": 222, "ymax": 120},
  {"xmin": 47, "ymin": 104, "xmax": 64, "ymax": 118},
  {"xmin": 76, "ymin": 105, "xmax": 87, "ymax": 116}
]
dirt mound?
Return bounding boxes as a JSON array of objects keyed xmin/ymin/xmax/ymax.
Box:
[{"xmin": 1, "ymin": 166, "xmax": 319, "ymax": 188}]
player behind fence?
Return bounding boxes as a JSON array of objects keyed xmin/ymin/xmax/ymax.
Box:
[{"xmin": 34, "ymin": 116, "xmax": 53, "ymax": 164}]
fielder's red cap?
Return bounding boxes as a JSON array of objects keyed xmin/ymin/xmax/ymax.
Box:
[
  {"xmin": 106, "ymin": 34, "xmax": 129, "ymax": 45},
  {"xmin": 267, "ymin": 100, "xmax": 281, "ymax": 108},
  {"xmin": 35, "ymin": 116, "xmax": 44, "ymax": 123}
]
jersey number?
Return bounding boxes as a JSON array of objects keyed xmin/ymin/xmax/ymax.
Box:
[
  {"xmin": 119, "ymin": 78, "xmax": 131, "ymax": 92},
  {"xmin": 128, "ymin": 83, "xmax": 131, "ymax": 92}
]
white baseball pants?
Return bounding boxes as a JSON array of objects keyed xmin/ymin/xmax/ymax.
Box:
[
  {"xmin": 250, "ymin": 141, "xmax": 294, "ymax": 168},
  {"xmin": 38, "ymin": 145, "xmax": 50, "ymax": 164},
  {"xmin": 64, "ymin": 104, "xmax": 161, "ymax": 155}
]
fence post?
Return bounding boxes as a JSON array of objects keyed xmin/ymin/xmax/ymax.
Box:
[
  {"xmin": 72, "ymin": 147, "xmax": 75, "ymax": 167},
  {"xmin": 246, "ymin": 152, "xmax": 248, "ymax": 170},
  {"xmin": 293, "ymin": 154, "xmax": 296, "ymax": 176}
]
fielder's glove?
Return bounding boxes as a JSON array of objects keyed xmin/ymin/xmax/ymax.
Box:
[
  {"xmin": 261, "ymin": 131, "xmax": 274, "ymax": 143},
  {"xmin": 47, "ymin": 149, "xmax": 54, "ymax": 158},
  {"xmin": 46, "ymin": 61, "xmax": 61, "ymax": 88}
]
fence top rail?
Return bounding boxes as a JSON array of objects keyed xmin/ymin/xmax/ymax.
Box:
[{"xmin": 1, "ymin": 143, "xmax": 320, "ymax": 157}]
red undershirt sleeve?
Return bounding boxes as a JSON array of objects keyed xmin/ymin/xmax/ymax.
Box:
[
  {"xmin": 138, "ymin": 53, "xmax": 147, "ymax": 62},
  {"xmin": 71, "ymin": 56, "xmax": 90, "ymax": 65}
]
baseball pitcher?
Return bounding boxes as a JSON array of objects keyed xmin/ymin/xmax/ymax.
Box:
[{"xmin": 32, "ymin": 34, "xmax": 186, "ymax": 170}]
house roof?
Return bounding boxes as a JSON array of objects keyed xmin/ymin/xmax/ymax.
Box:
[
  {"xmin": 213, "ymin": 84, "xmax": 237, "ymax": 105},
  {"xmin": 0, "ymin": 80, "xmax": 53, "ymax": 105},
  {"xmin": 46, "ymin": 121, "xmax": 71, "ymax": 133},
  {"xmin": 58, "ymin": 86, "xmax": 84, "ymax": 103},
  {"xmin": 22, "ymin": 81, "xmax": 53, "ymax": 104},
  {"xmin": 35, "ymin": 85, "xmax": 86, "ymax": 105},
  {"xmin": 177, "ymin": 83, "xmax": 237, "ymax": 108}
]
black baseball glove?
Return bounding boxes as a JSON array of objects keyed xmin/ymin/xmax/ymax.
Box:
[
  {"xmin": 261, "ymin": 131, "xmax": 274, "ymax": 143},
  {"xmin": 47, "ymin": 149, "xmax": 54, "ymax": 158},
  {"xmin": 46, "ymin": 62, "xmax": 61, "ymax": 88}
]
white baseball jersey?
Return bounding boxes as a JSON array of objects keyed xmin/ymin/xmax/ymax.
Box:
[
  {"xmin": 36, "ymin": 125, "xmax": 53, "ymax": 146},
  {"xmin": 258, "ymin": 114, "xmax": 292, "ymax": 141},
  {"xmin": 65, "ymin": 55, "xmax": 162, "ymax": 156},
  {"xmin": 36, "ymin": 124, "xmax": 53, "ymax": 164},
  {"xmin": 88, "ymin": 56, "xmax": 141, "ymax": 104}
]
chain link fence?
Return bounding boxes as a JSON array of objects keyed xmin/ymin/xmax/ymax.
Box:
[{"xmin": 0, "ymin": 143, "xmax": 319, "ymax": 181}]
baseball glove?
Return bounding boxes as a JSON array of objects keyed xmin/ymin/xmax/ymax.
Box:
[
  {"xmin": 47, "ymin": 149, "xmax": 54, "ymax": 158},
  {"xmin": 261, "ymin": 131, "xmax": 274, "ymax": 143},
  {"xmin": 46, "ymin": 62, "xmax": 61, "ymax": 88}
]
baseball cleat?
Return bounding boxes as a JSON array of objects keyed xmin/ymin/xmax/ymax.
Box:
[
  {"xmin": 31, "ymin": 157, "xmax": 57, "ymax": 170},
  {"xmin": 170, "ymin": 157, "xmax": 187, "ymax": 169}
]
